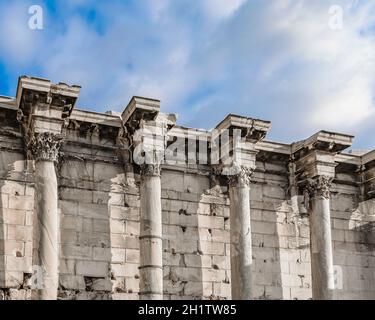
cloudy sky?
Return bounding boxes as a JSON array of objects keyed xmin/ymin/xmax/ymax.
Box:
[{"xmin": 0, "ymin": 0, "xmax": 374, "ymax": 149}]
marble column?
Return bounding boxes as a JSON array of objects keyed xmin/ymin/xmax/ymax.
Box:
[
  {"xmin": 30, "ymin": 132, "xmax": 62, "ymax": 300},
  {"xmin": 304, "ymin": 176, "xmax": 335, "ymax": 300},
  {"xmin": 139, "ymin": 164, "xmax": 163, "ymax": 300},
  {"xmin": 228, "ymin": 166, "xmax": 254, "ymax": 300}
]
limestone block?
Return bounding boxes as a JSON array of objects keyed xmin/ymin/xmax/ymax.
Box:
[
  {"xmin": 162, "ymin": 252, "xmax": 182, "ymax": 267},
  {"xmin": 60, "ymin": 230, "xmax": 78, "ymax": 244},
  {"xmin": 289, "ymin": 262, "xmax": 311, "ymax": 275},
  {"xmin": 169, "ymin": 213, "xmax": 199, "ymax": 228},
  {"xmin": 111, "ymin": 263, "xmax": 139, "ymax": 278},
  {"xmin": 110, "ymin": 234, "xmax": 126, "ymax": 248},
  {"xmin": 199, "ymin": 241, "xmax": 225, "ymax": 255},
  {"xmin": 93, "ymin": 247, "xmax": 112, "ymax": 262},
  {"xmin": 253, "ymin": 272, "xmax": 277, "ymax": 287},
  {"xmin": 110, "ymin": 206, "xmax": 139, "ymax": 221},
  {"xmin": 0, "ymin": 193, "xmax": 8, "ymax": 208},
  {"xmin": 59, "ymin": 200, "xmax": 79, "ymax": 216},
  {"xmin": 92, "ymin": 219, "xmax": 110, "ymax": 233},
  {"xmin": 179, "ymin": 192, "xmax": 200, "ymax": 202},
  {"xmin": 23, "ymin": 242, "xmax": 31, "ymax": 259},
  {"xmin": 0, "ymin": 181, "xmax": 25, "ymax": 196},
  {"xmin": 333, "ymin": 219, "xmax": 348, "ymax": 230},
  {"xmin": 212, "ymin": 255, "xmax": 230, "ymax": 270},
  {"xmin": 198, "ymin": 215, "xmax": 224, "ymax": 229},
  {"xmin": 3, "ymin": 241, "xmax": 24, "ymax": 257},
  {"xmin": 184, "ymin": 281, "xmax": 213, "ymax": 297},
  {"xmin": 332, "ymin": 230, "xmax": 345, "ymax": 242},
  {"xmin": 126, "ymin": 249, "xmax": 139, "ymax": 263},
  {"xmin": 264, "ymin": 286, "xmax": 283, "ymax": 299},
  {"xmin": 290, "ymin": 287, "xmax": 312, "ymax": 300},
  {"xmin": 253, "ymin": 221, "xmax": 277, "ymax": 236},
  {"xmin": 76, "ymin": 261, "xmax": 109, "ymax": 277},
  {"xmin": 263, "ymin": 185, "xmax": 286, "ymax": 200},
  {"xmin": 169, "ymin": 267, "xmax": 202, "ymax": 282},
  {"xmin": 61, "ymin": 215, "xmax": 82, "ymax": 231},
  {"xmin": 59, "ymin": 275, "xmax": 86, "ymax": 290},
  {"xmin": 8, "ymin": 196, "xmax": 33, "ymax": 211},
  {"xmin": 201, "ymin": 269, "xmax": 226, "ymax": 282},
  {"xmin": 2, "ymin": 209, "xmax": 25, "ymax": 225},
  {"xmin": 93, "ymin": 163, "xmax": 123, "ymax": 182},
  {"xmin": 183, "ymin": 175, "xmax": 210, "ymax": 195},
  {"xmin": 111, "ymin": 248, "xmax": 126, "ymax": 263},
  {"xmin": 211, "ymin": 229, "xmax": 230, "ymax": 243},
  {"xmin": 59, "ymin": 259, "xmax": 76, "ymax": 275},
  {"xmin": 197, "ymin": 203, "xmax": 211, "ymax": 216},
  {"xmin": 213, "ymin": 282, "xmax": 231, "ymax": 298},
  {"xmin": 78, "ymin": 232, "xmax": 110, "ymax": 248},
  {"xmin": 60, "ymin": 188, "xmax": 93, "ymax": 203},
  {"xmin": 125, "ymin": 221, "xmax": 140, "ymax": 236},
  {"xmin": 169, "ymin": 240, "xmax": 198, "ymax": 254},
  {"xmin": 6, "ymin": 256, "xmax": 32, "ymax": 272},
  {"xmin": 161, "ymin": 172, "xmax": 184, "ymax": 192},
  {"xmin": 125, "ymin": 277, "xmax": 140, "ymax": 292},
  {"xmin": 163, "ymin": 280, "xmax": 187, "ymax": 295},
  {"xmin": 91, "ymin": 278, "xmax": 113, "ymax": 292},
  {"xmin": 184, "ymin": 254, "xmax": 211, "ymax": 268},
  {"xmin": 23, "ymin": 211, "xmax": 32, "ymax": 227},
  {"xmin": 0, "ymin": 271, "xmax": 24, "ymax": 288},
  {"xmin": 124, "ymin": 236, "xmax": 140, "ymax": 250},
  {"xmin": 263, "ymin": 235, "xmax": 279, "ymax": 248},
  {"xmin": 112, "ymin": 293, "xmax": 138, "ymax": 300},
  {"xmin": 78, "ymin": 203, "xmax": 109, "ymax": 220},
  {"xmin": 7, "ymin": 225, "xmax": 32, "ymax": 242}
]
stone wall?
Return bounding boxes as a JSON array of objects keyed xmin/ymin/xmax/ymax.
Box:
[{"xmin": 0, "ymin": 76, "xmax": 374, "ymax": 300}]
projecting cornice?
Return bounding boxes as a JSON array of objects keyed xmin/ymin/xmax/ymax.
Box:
[
  {"xmin": 215, "ymin": 114, "xmax": 271, "ymax": 142},
  {"xmin": 292, "ymin": 130, "xmax": 354, "ymax": 161},
  {"xmin": 361, "ymin": 150, "xmax": 375, "ymax": 200},
  {"xmin": 16, "ymin": 76, "xmax": 81, "ymax": 120}
]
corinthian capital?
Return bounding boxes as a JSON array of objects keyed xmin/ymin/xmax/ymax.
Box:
[
  {"xmin": 140, "ymin": 163, "xmax": 161, "ymax": 177},
  {"xmin": 28, "ymin": 132, "xmax": 64, "ymax": 162},
  {"xmin": 304, "ymin": 175, "xmax": 333, "ymax": 204},
  {"xmin": 227, "ymin": 166, "xmax": 255, "ymax": 188}
]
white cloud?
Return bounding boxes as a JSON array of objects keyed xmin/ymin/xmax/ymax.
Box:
[
  {"xmin": 0, "ymin": 0, "xmax": 374, "ymax": 148},
  {"xmin": 202, "ymin": 0, "xmax": 248, "ymax": 20}
]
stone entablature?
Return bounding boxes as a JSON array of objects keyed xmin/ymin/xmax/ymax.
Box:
[{"xmin": 0, "ymin": 76, "xmax": 374, "ymax": 300}]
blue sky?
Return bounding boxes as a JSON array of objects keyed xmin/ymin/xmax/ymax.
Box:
[{"xmin": 0, "ymin": 0, "xmax": 374, "ymax": 149}]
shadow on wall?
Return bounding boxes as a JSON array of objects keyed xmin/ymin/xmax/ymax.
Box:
[
  {"xmin": 250, "ymin": 177, "xmax": 283, "ymax": 300},
  {"xmin": 331, "ymin": 189, "xmax": 375, "ymax": 300},
  {"xmin": 161, "ymin": 171, "xmax": 205, "ymax": 300},
  {"xmin": 57, "ymin": 157, "xmax": 117, "ymax": 300},
  {"xmin": 251, "ymin": 157, "xmax": 312, "ymax": 300}
]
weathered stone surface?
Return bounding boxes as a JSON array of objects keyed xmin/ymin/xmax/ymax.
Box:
[{"xmin": 0, "ymin": 76, "xmax": 374, "ymax": 301}]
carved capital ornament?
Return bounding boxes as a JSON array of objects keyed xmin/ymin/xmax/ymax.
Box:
[
  {"xmin": 140, "ymin": 163, "xmax": 161, "ymax": 177},
  {"xmin": 27, "ymin": 132, "xmax": 64, "ymax": 162},
  {"xmin": 227, "ymin": 166, "xmax": 255, "ymax": 188},
  {"xmin": 303, "ymin": 175, "xmax": 333, "ymax": 209}
]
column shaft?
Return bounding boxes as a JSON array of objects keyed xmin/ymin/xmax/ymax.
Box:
[
  {"xmin": 34, "ymin": 160, "xmax": 59, "ymax": 300},
  {"xmin": 229, "ymin": 167, "xmax": 253, "ymax": 300},
  {"xmin": 139, "ymin": 170, "xmax": 163, "ymax": 300},
  {"xmin": 309, "ymin": 196, "xmax": 335, "ymax": 300}
]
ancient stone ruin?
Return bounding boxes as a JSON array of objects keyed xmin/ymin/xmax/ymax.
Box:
[{"xmin": 0, "ymin": 76, "xmax": 374, "ymax": 300}]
